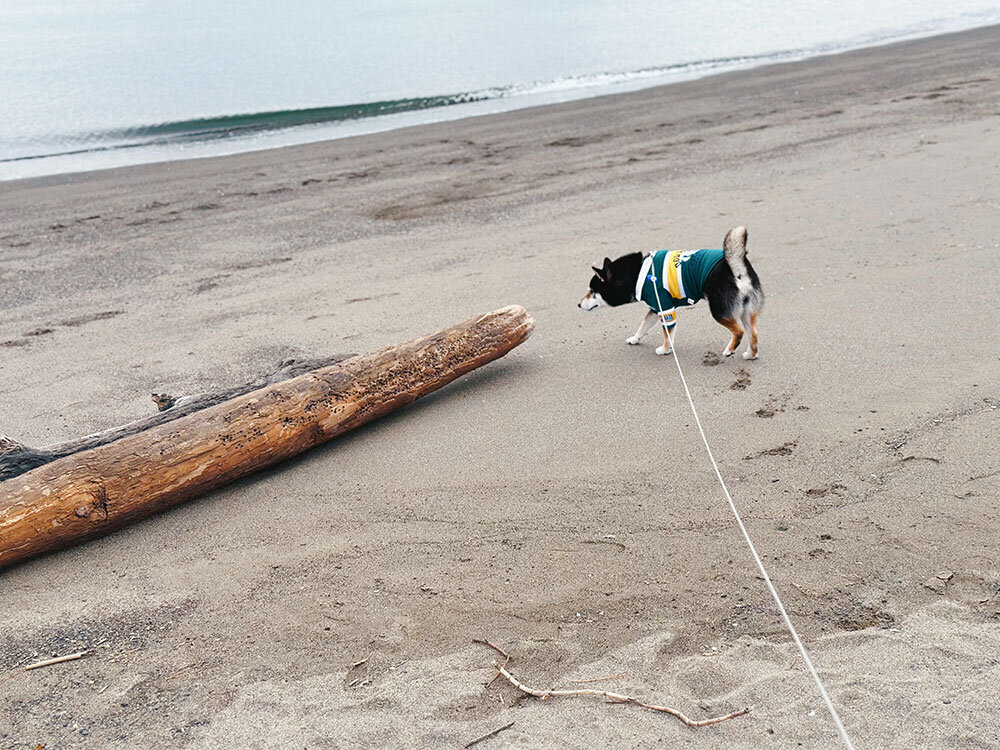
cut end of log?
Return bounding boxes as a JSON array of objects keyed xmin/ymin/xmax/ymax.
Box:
[{"xmin": 478, "ymin": 305, "xmax": 535, "ymax": 344}]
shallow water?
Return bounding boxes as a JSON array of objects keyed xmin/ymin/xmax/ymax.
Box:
[{"xmin": 2, "ymin": 0, "xmax": 999, "ymax": 179}]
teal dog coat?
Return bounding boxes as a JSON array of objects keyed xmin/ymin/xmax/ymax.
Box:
[{"xmin": 636, "ymin": 248, "xmax": 725, "ymax": 328}]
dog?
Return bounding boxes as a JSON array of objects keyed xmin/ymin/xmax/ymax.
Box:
[{"xmin": 578, "ymin": 226, "xmax": 763, "ymax": 359}]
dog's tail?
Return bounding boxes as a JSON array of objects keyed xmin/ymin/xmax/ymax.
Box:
[
  {"xmin": 723, "ymin": 225, "xmax": 762, "ymax": 324},
  {"xmin": 723, "ymin": 225, "xmax": 750, "ymax": 286}
]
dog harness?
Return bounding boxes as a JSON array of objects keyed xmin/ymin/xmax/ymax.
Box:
[{"xmin": 635, "ymin": 248, "xmax": 725, "ymax": 328}]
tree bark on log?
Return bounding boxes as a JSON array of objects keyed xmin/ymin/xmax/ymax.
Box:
[
  {"xmin": 0, "ymin": 354, "xmax": 354, "ymax": 482},
  {"xmin": 0, "ymin": 305, "xmax": 534, "ymax": 569}
]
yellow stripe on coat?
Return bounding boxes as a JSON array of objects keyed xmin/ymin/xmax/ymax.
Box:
[{"xmin": 666, "ymin": 250, "xmax": 685, "ymax": 299}]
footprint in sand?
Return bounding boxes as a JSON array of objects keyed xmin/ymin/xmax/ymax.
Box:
[
  {"xmin": 744, "ymin": 440, "xmax": 797, "ymax": 460},
  {"xmin": 730, "ymin": 368, "xmax": 751, "ymax": 390},
  {"xmin": 756, "ymin": 393, "xmax": 792, "ymax": 418}
]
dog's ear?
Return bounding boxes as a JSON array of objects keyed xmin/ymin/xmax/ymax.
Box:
[
  {"xmin": 602, "ymin": 257, "xmax": 613, "ymax": 277},
  {"xmin": 591, "ymin": 265, "xmax": 604, "ymax": 280}
]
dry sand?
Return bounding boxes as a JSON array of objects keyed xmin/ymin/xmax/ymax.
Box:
[{"xmin": 2, "ymin": 24, "xmax": 999, "ymax": 750}]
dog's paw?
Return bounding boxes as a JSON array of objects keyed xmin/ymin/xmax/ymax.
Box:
[
  {"xmin": 742, "ymin": 351, "xmax": 758, "ymax": 360},
  {"xmin": 723, "ymin": 348, "xmax": 736, "ymax": 357},
  {"xmin": 655, "ymin": 345, "xmax": 672, "ymax": 356},
  {"xmin": 626, "ymin": 336, "xmax": 641, "ymax": 345}
]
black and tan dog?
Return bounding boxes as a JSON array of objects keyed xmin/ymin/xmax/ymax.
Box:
[{"xmin": 578, "ymin": 226, "xmax": 763, "ymax": 359}]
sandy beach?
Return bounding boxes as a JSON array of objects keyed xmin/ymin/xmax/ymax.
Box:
[{"xmin": 2, "ymin": 24, "xmax": 1000, "ymax": 749}]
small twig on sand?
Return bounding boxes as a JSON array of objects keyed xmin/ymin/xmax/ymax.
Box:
[
  {"xmin": 492, "ymin": 661, "xmax": 749, "ymax": 727},
  {"xmin": 351, "ymin": 657, "xmax": 369, "ymax": 669},
  {"xmin": 567, "ymin": 671, "xmax": 628, "ymax": 684},
  {"xmin": 472, "ymin": 639, "xmax": 510, "ymax": 662},
  {"xmin": 167, "ymin": 665, "xmax": 194, "ymax": 680},
  {"xmin": 474, "ymin": 639, "xmax": 511, "ymax": 687},
  {"xmin": 23, "ymin": 652, "xmax": 89, "ymax": 672},
  {"xmin": 464, "ymin": 721, "xmax": 515, "ymax": 748},
  {"xmin": 787, "ymin": 655, "xmax": 798, "ymax": 671}
]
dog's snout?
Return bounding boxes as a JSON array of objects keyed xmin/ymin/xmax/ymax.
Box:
[{"xmin": 578, "ymin": 291, "xmax": 603, "ymax": 311}]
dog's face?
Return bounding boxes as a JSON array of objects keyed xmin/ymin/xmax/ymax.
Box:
[{"xmin": 578, "ymin": 254, "xmax": 642, "ymax": 310}]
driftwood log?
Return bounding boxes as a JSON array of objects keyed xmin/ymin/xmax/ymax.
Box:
[
  {"xmin": 0, "ymin": 305, "xmax": 533, "ymax": 569},
  {"xmin": 0, "ymin": 354, "xmax": 353, "ymax": 482}
]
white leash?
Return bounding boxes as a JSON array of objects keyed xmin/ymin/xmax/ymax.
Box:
[{"xmin": 646, "ymin": 262, "xmax": 856, "ymax": 749}]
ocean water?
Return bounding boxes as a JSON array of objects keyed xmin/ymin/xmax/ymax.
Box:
[{"xmin": 1, "ymin": 0, "xmax": 999, "ymax": 181}]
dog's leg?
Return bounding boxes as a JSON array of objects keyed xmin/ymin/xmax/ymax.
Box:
[
  {"xmin": 655, "ymin": 325, "xmax": 673, "ymax": 355},
  {"xmin": 720, "ymin": 318, "xmax": 744, "ymax": 357},
  {"xmin": 626, "ymin": 309, "xmax": 658, "ymax": 345},
  {"xmin": 742, "ymin": 312, "xmax": 759, "ymax": 360}
]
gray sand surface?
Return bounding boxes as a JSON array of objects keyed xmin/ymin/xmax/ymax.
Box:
[{"xmin": 2, "ymin": 25, "xmax": 999, "ymax": 749}]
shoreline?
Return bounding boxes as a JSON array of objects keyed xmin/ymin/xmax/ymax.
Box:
[
  {"xmin": 2, "ymin": 22, "xmax": 999, "ymax": 749},
  {"xmin": 4, "ymin": 21, "xmax": 1000, "ymax": 185}
]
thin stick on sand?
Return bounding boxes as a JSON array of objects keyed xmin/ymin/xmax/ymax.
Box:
[
  {"xmin": 472, "ymin": 639, "xmax": 510, "ymax": 662},
  {"xmin": 464, "ymin": 721, "xmax": 515, "ymax": 748},
  {"xmin": 492, "ymin": 661, "xmax": 749, "ymax": 727},
  {"xmin": 473, "ymin": 639, "xmax": 511, "ymax": 687},
  {"xmin": 23, "ymin": 651, "xmax": 89, "ymax": 671}
]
